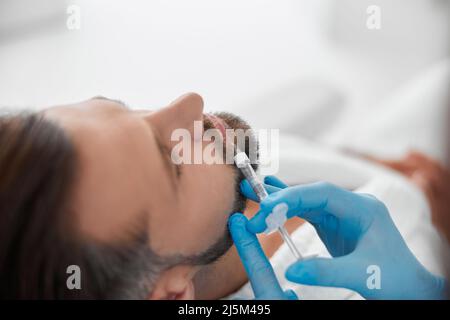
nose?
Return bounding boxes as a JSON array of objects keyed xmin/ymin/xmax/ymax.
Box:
[{"xmin": 142, "ymin": 92, "xmax": 205, "ymax": 143}]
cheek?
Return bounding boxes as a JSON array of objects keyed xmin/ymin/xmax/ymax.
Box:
[
  {"xmin": 166, "ymin": 164, "xmax": 237, "ymax": 255},
  {"xmin": 185, "ymin": 163, "xmax": 236, "ymax": 212}
]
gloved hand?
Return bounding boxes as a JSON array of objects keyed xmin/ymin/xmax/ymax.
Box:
[
  {"xmin": 228, "ymin": 213, "xmax": 298, "ymax": 300},
  {"xmin": 240, "ymin": 176, "xmax": 448, "ymax": 300}
]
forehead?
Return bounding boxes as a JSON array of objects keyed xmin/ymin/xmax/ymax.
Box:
[
  {"xmin": 44, "ymin": 99, "xmax": 174, "ymax": 243},
  {"xmin": 45, "ymin": 98, "xmax": 128, "ymax": 120}
]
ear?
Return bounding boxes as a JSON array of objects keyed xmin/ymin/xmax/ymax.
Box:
[{"xmin": 149, "ymin": 265, "xmax": 198, "ymax": 300}]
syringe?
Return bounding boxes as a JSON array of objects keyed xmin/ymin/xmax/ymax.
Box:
[{"xmin": 234, "ymin": 152, "xmax": 303, "ymax": 261}]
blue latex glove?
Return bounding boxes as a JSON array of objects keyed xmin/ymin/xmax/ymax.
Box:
[
  {"xmin": 228, "ymin": 213, "xmax": 298, "ymax": 300},
  {"xmin": 240, "ymin": 176, "xmax": 448, "ymax": 300}
]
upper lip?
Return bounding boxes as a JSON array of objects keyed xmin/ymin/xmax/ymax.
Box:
[{"xmin": 204, "ymin": 113, "xmax": 227, "ymax": 138}]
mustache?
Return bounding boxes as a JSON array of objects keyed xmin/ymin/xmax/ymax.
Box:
[{"xmin": 203, "ymin": 112, "xmax": 259, "ymax": 171}]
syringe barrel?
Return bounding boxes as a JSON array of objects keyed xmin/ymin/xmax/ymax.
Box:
[
  {"xmin": 240, "ymin": 165, "xmax": 269, "ymax": 201},
  {"xmin": 249, "ymin": 177, "xmax": 269, "ymax": 201}
]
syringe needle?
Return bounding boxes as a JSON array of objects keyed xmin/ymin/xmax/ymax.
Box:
[{"xmin": 278, "ymin": 226, "xmax": 303, "ymax": 260}]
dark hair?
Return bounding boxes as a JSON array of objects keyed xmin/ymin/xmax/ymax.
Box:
[
  {"xmin": 0, "ymin": 113, "xmax": 163, "ymax": 299},
  {"xmin": 0, "ymin": 113, "xmax": 79, "ymax": 298},
  {"xmin": 0, "ymin": 112, "xmax": 235, "ymax": 299}
]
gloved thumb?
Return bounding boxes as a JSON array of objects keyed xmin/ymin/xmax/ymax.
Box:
[{"xmin": 285, "ymin": 257, "xmax": 356, "ymax": 290}]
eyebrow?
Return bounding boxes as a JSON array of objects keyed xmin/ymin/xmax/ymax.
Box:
[{"xmin": 91, "ymin": 96, "xmax": 130, "ymax": 110}]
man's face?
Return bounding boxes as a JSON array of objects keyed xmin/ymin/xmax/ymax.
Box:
[{"xmin": 44, "ymin": 93, "xmax": 250, "ymax": 262}]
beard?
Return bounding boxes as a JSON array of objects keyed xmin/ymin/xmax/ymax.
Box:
[{"xmin": 189, "ymin": 112, "xmax": 258, "ymax": 265}]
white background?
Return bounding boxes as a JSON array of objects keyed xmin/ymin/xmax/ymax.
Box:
[{"xmin": 0, "ymin": 0, "xmax": 448, "ymax": 118}]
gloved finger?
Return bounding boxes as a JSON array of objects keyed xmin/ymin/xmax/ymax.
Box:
[
  {"xmin": 246, "ymin": 208, "xmax": 270, "ymax": 233},
  {"xmin": 229, "ymin": 213, "xmax": 286, "ymax": 299},
  {"xmin": 264, "ymin": 176, "xmax": 288, "ymax": 189},
  {"xmin": 247, "ymin": 182, "xmax": 365, "ymax": 233},
  {"xmin": 244, "ymin": 176, "xmax": 291, "ymax": 233},
  {"xmin": 240, "ymin": 178, "xmax": 285, "ymax": 233},
  {"xmin": 257, "ymin": 289, "xmax": 298, "ymax": 300},
  {"xmin": 247, "ymin": 176, "xmax": 288, "ymax": 233},
  {"xmin": 285, "ymin": 256, "xmax": 359, "ymax": 291},
  {"xmin": 239, "ymin": 179, "xmax": 282, "ymax": 202},
  {"xmin": 284, "ymin": 289, "xmax": 298, "ymax": 300},
  {"xmin": 256, "ymin": 182, "xmax": 371, "ymax": 224}
]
